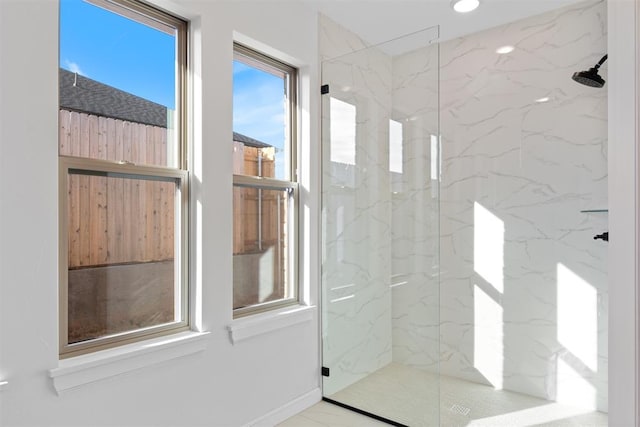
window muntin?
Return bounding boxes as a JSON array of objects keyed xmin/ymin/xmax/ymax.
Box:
[
  {"xmin": 59, "ymin": 0, "xmax": 188, "ymax": 357},
  {"xmin": 232, "ymin": 44, "xmax": 298, "ymax": 317}
]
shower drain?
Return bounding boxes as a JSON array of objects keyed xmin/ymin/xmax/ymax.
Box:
[{"xmin": 449, "ymin": 404, "xmax": 471, "ymax": 416}]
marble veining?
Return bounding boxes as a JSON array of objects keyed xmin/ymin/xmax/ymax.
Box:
[
  {"xmin": 439, "ymin": 0, "xmax": 608, "ymax": 411},
  {"xmin": 320, "ymin": 0, "xmax": 608, "ymax": 418},
  {"xmin": 321, "ymin": 14, "xmax": 394, "ymax": 396}
]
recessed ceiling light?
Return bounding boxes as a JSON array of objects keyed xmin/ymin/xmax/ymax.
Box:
[
  {"xmin": 452, "ymin": 0, "xmax": 480, "ymax": 13},
  {"xmin": 496, "ymin": 45, "xmax": 515, "ymax": 55},
  {"xmin": 535, "ymin": 97, "xmax": 550, "ymax": 103}
]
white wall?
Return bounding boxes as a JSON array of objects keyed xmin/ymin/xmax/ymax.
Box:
[
  {"xmin": 607, "ymin": 0, "xmax": 638, "ymax": 425},
  {"xmin": 0, "ymin": 1, "xmax": 321, "ymax": 426}
]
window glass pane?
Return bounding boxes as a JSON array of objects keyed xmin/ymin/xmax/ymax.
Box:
[
  {"xmin": 233, "ymin": 58, "xmax": 289, "ymax": 180},
  {"xmin": 233, "ymin": 185, "xmax": 292, "ymax": 310},
  {"xmin": 59, "ymin": 0, "xmax": 180, "ymax": 167},
  {"xmin": 67, "ymin": 171, "xmax": 180, "ymax": 344}
]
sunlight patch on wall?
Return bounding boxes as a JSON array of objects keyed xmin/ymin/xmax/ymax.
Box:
[
  {"xmin": 557, "ymin": 263, "xmax": 597, "ymax": 371},
  {"xmin": 474, "ymin": 202, "xmax": 504, "ymax": 293},
  {"xmin": 556, "ymin": 358, "xmax": 597, "ymax": 409},
  {"xmin": 330, "ymin": 97, "xmax": 356, "ymax": 166},
  {"xmin": 474, "ymin": 284, "xmax": 504, "ymax": 389}
]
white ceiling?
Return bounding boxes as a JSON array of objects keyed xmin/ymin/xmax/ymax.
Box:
[{"xmin": 304, "ymin": 0, "xmax": 588, "ymax": 45}]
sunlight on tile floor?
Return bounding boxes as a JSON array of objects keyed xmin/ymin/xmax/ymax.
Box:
[{"xmin": 279, "ymin": 364, "xmax": 608, "ymax": 426}]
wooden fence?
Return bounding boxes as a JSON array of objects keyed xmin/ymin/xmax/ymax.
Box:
[
  {"xmin": 59, "ymin": 109, "xmax": 285, "ymax": 270},
  {"xmin": 59, "ymin": 110, "xmax": 170, "ymax": 166},
  {"xmin": 232, "ymin": 142, "xmax": 286, "ymax": 256},
  {"xmin": 232, "ymin": 142, "xmax": 288, "ymax": 308},
  {"xmin": 59, "ymin": 110, "xmax": 174, "ymax": 268}
]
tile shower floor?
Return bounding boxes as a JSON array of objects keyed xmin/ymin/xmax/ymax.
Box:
[{"xmin": 279, "ymin": 364, "xmax": 608, "ymax": 426}]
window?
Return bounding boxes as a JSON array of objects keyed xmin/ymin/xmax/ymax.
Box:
[
  {"xmin": 232, "ymin": 43, "xmax": 298, "ymax": 316},
  {"xmin": 58, "ymin": 0, "xmax": 188, "ymax": 357}
]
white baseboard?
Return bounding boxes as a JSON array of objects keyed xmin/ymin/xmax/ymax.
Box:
[{"xmin": 245, "ymin": 388, "xmax": 322, "ymax": 427}]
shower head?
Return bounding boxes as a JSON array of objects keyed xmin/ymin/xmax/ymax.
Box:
[
  {"xmin": 572, "ymin": 54, "xmax": 608, "ymax": 88},
  {"xmin": 572, "ymin": 68, "xmax": 605, "ymax": 88}
]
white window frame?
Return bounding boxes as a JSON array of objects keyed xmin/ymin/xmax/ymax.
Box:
[
  {"xmin": 232, "ymin": 43, "xmax": 299, "ymax": 318},
  {"xmin": 58, "ymin": 0, "xmax": 189, "ymax": 358}
]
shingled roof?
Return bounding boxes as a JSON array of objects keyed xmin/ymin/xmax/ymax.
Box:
[
  {"xmin": 232, "ymin": 132, "xmax": 272, "ymax": 149},
  {"xmin": 59, "ymin": 68, "xmax": 168, "ymax": 127},
  {"xmin": 59, "ymin": 68, "xmax": 272, "ymax": 148}
]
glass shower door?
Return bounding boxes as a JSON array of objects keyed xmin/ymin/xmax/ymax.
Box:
[{"xmin": 320, "ymin": 24, "xmax": 440, "ymax": 426}]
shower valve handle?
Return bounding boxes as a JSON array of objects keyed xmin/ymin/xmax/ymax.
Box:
[{"xmin": 593, "ymin": 232, "xmax": 609, "ymax": 242}]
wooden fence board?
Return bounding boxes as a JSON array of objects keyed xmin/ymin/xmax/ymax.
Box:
[
  {"xmin": 122, "ymin": 177, "xmax": 134, "ymax": 265},
  {"xmin": 123, "ymin": 120, "xmax": 132, "ymax": 163},
  {"xmin": 78, "ymin": 175, "xmax": 91, "ymax": 267},
  {"xmin": 59, "ymin": 111, "xmax": 69, "ymax": 156},
  {"xmin": 68, "ymin": 175, "xmax": 80, "ymax": 267},
  {"xmin": 60, "ymin": 110, "xmax": 175, "ymax": 268}
]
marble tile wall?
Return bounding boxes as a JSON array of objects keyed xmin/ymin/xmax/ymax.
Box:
[
  {"xmin": 320, "ymin": 14, "xmax": 394, "ymax": 396},
  {"xmin": 320, "ymin": 0, "xmax": 607, "ymax": 412},
  {"xmin": 390, "ymin": 44, "xmax": 440, "ymax": 371},
  {"xmin": 439, "ymin": 0, "xmax": 608, "ymax": 411},
  {"xmin": 320, "ymin": 15, "xmax": 441, "ymax": 396}
]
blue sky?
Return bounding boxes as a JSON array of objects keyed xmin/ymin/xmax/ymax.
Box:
[
  {"xmin": 60, "ymin": 0, "xmax": 176, "ymax": 108},
  {"xmin": 232, "ymin": 60, "xmax": 286, "ymax": 175},
  {"xmin": 60, "ymin": 0, "xmax": 286, "ymax": 177}
]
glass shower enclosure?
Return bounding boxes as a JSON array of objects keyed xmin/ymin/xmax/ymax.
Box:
[
  {"xmin": 320, "ymin": 2, "xmax": 609, "ymax": 425},
  {"xmin": 320, "ymin": 24, "xmax": 441, "ymax": 426}
]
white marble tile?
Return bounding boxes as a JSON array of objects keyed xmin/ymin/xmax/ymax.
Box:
[
  {"xmin": 321, "ymin": 15, "xmax": 442, "ymax": 395},
  {"xmin": 320, "ymin": 0, "xmax": 608, "ymax": 415},
  {"xmin": 320, "ymin": 15, "xmax": 394, "ymax": 396},
  {"xmin": 439, "ymin": 0, "xmax": 608, "ymax": 410},
  {"xmin": 319, "ymin": 14, "xmax": 369, "ymax": 63}
]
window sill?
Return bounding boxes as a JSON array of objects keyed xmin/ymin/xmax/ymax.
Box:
[
  {"xmin": 49, "ymin": 330, "xmax": 209, "ymax": 394},
  {"xmin": 0, "ymin": 381, "xmax": 7, "ymax": 391},
  {"xmin": 227, "ymin": 305, "xmax": 315, "ymax": 344}
]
